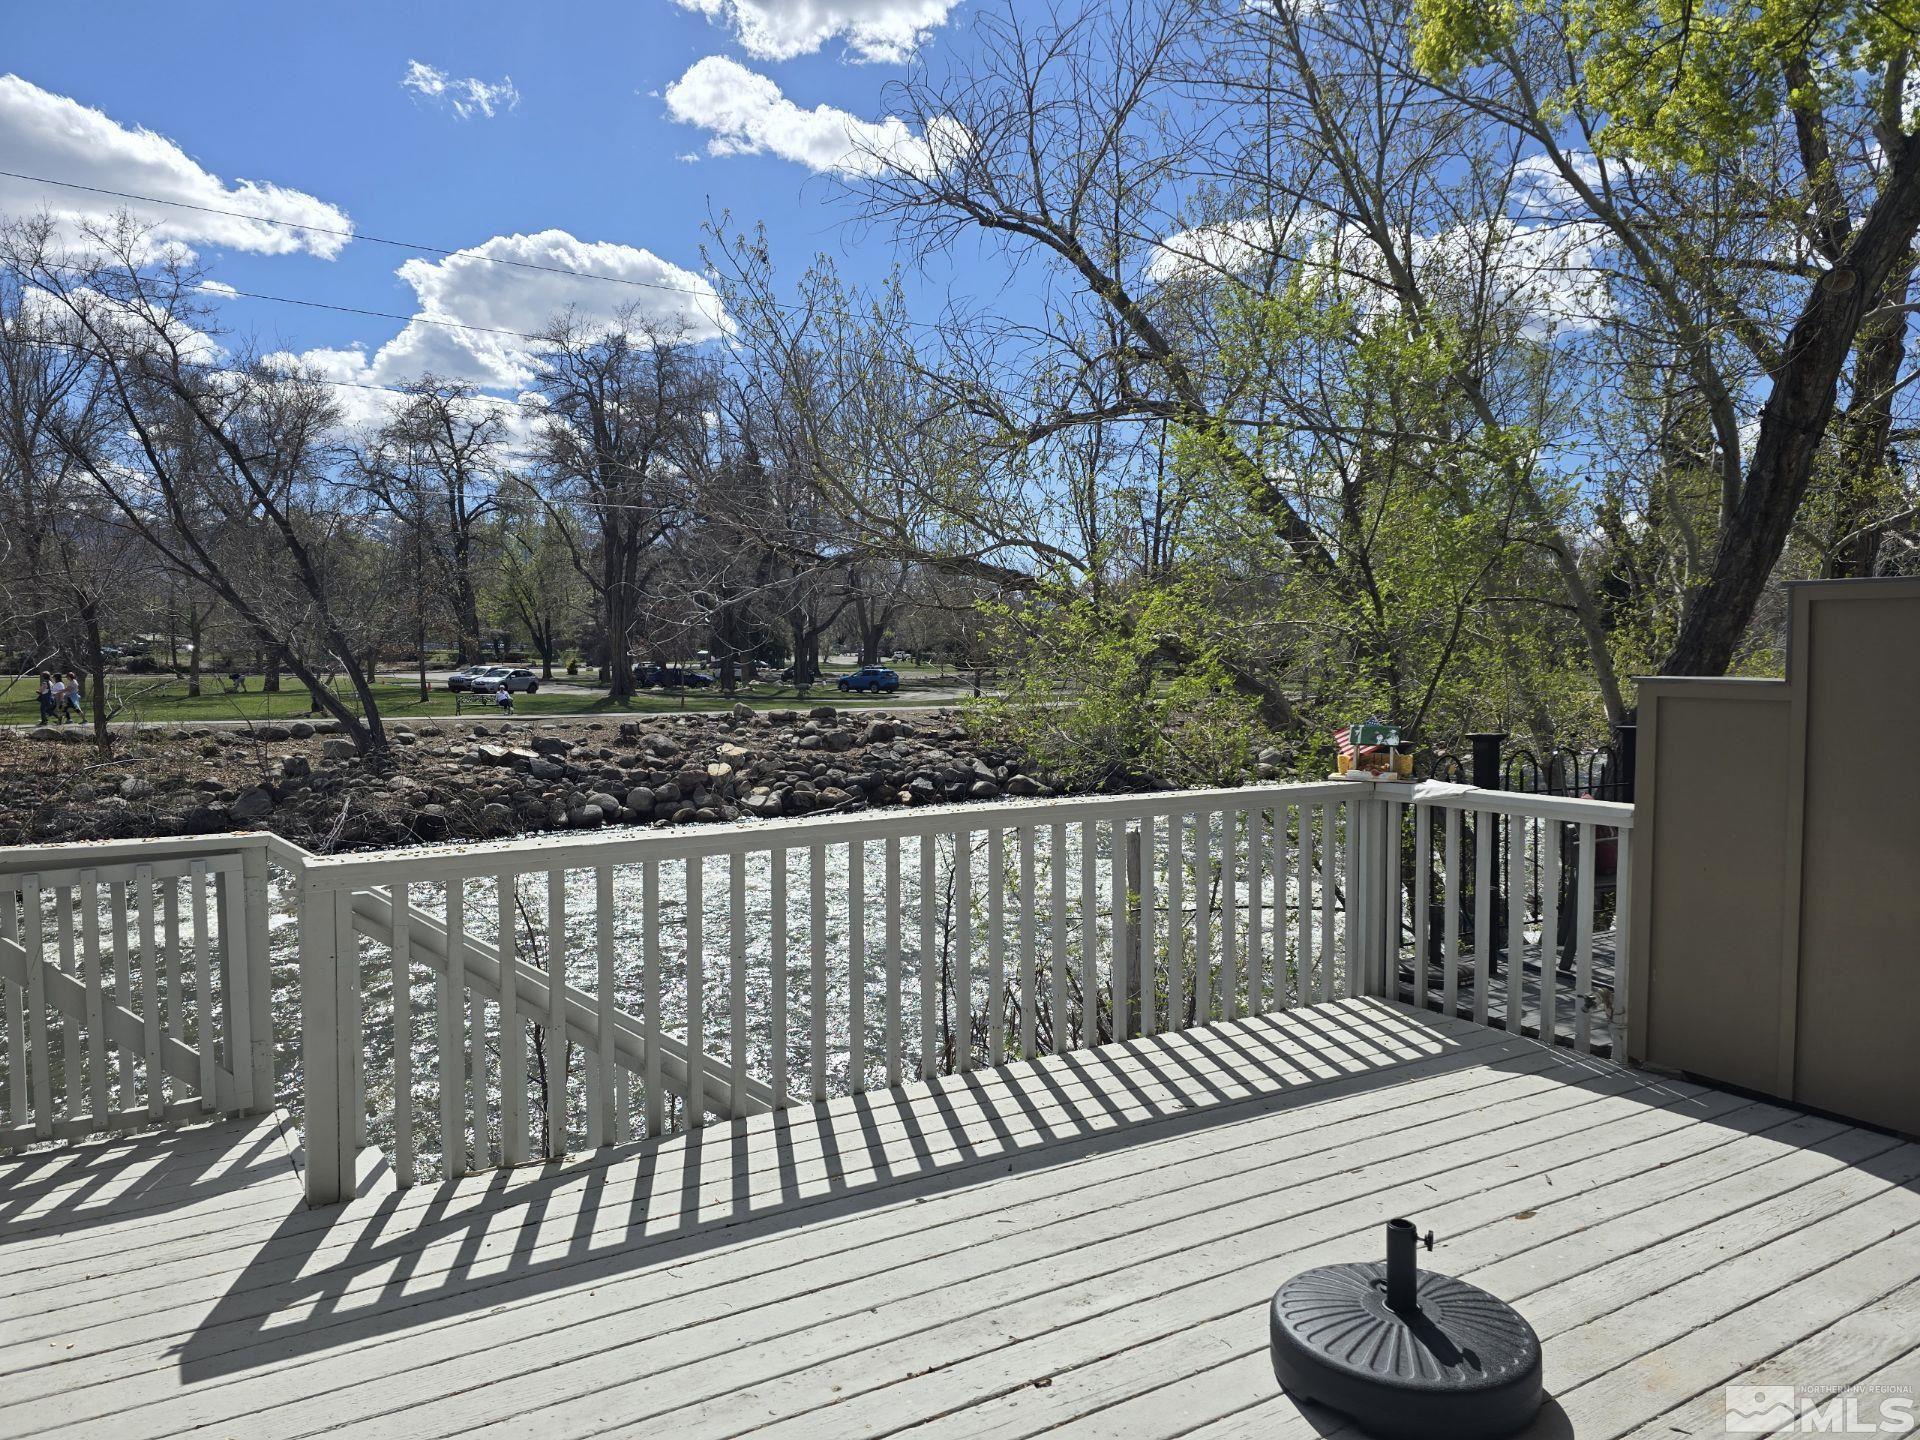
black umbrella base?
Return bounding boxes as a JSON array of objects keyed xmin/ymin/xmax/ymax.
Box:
[{"xmin": 1269, "ymin": 1258, "xmax": 1543, "ymax": 1440}]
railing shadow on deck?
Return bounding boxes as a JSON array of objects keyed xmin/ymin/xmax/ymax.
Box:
[
  {"xmin": 0, "ymin": 1111, "xmax": 296, "ymax": 1241},
  {"xmin": 167, "ymin": 1000, "xmax": 1564, "ymax": 1385}
]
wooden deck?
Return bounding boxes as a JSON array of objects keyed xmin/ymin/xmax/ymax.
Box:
[{"xmin": 2, "ymin": 999, "xmax": 1916, "ymax": 1439}]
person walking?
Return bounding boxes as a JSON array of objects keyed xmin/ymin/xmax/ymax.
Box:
[
  {"xmin": 36, "ymin": 671, "xmax": 54, "ymax": 725},
  {"xmin": 46, "ymin": 672, "xmax": 67, "ymax": 724},
  {"xmin": 63, "ymin": 672, "xmax": 84, "ymax": 722}
]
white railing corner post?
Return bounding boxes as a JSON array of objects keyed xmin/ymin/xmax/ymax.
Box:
[{"xmin": 297, "ymin": 877, "xmax": 359, "ymax": 1206}]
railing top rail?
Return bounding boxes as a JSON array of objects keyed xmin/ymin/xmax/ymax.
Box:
[
  {"xmin": 0, "ymin": 830, "xmax": 273, "ymax": 874},
  {"xmin": 289, "ymin": 780, "xmax": 1364, "ymax": 888},
  {"xmin": 1378, "ymin": 779, "xmax": 1635, "ymax": 827}
]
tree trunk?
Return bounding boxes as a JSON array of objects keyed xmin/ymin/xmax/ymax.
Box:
[
  {"xmin": 82, "ymin": 599, "xmax": 109, "ymax": 755},
  {"xmin": 185, "ymin": 602, "xmax": 202, "ymax": 698},
  {"xmin": 416, "ymin": 616, "xmax": 430, "ymax": 706},
  {"xmin": 605, "ymin": 568, "xmax": 635, "ymax": 700},
  {"xmin": 1826, "ymin": 260, "xmax": 1913, "ymax": 576},
  {"xmin": 1663, "ymin": 138, "xmax": 1920, "ymax": 676}
]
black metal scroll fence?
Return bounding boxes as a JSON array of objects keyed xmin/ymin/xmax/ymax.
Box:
[{"xmin": 1398, "ymin": 728, "xmax": 1635, "ymax": 1051}]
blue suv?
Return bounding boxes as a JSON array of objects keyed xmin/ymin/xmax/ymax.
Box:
[{"xmin": 837, "ymin": 666, "xmax": 900, "ymax": 694}]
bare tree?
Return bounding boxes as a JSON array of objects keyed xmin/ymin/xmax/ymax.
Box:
[
  {"xmin": 525, "ymin": 309, "xmax": 713, "ymax": 700},
  {"xmin": 3, "ymin": 215, "xmax": 393, "ymax": 752},
  {"xmin": 354, "ymin": 378, "xmax": 507, "ymax": 662}
]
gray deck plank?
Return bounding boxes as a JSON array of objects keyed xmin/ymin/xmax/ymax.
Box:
[
  {"xmin": 0, "ymin": 998, "xmax": 1520, "ymax": 1382},
  {"xmin": 2, "ymin": 998, "xmax": 1492, "ymax": 1297},
  {"xmin": 18, "ymin": 1020, "xmax": 1563, "ymax": 1431},
  {"xmin": 906, "ymin": 1107, "xmax": 1870, "ymax": 1440},
  {"xmin": 401, "ymin": 1066, "xmax": 1694, "ymax": 1438},
  {"xmin": 732, "ymin": 1104, "xmax": 1893, "ymax": 1440},
  {"xmin": 0, "ymin": 998, "xmax": 1912, "ymax": 1440},
  {"xmin": 1624, "ymin": 1277, "xmax": 1920, "ymax": 1439},
  {"xmin": 0, "ymin": 1042, "xmax": 1556, "ymax": 1420}
]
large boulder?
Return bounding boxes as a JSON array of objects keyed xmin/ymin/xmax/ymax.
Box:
[
  {"xmin": 230, "ymin": 786, "xmax": 275, "ymax": 823},
  {"xmin": 321, "ymin": 737, "xmax": 356, "ymax": 761}
]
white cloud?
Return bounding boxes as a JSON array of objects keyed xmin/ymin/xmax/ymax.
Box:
[
  {"xmin": 1151, "ymin": 207, "xmax": 1612, "ymax": 337},
  {"xmin": 400, "ymin": 61, "xmax": 520, "ymax": 120},
  {"xmin": 266, "ymin": 343, "xmax": 546, "ymax": 449},
  {"xmin": 1147, "ymin": 217, "xmax": 1293, "ymax": 284},
  {"xmin": 664, "ymin": 56, "xmax": 960, "ymax": 176},
  {"xmin": 21, "ymin": 282, "xmax": 223, "ymax": 366},
  {"xmin": 0, "ymin": 74, "xmax": 351, "ymax": 259},
  {"xmin": 310, "ymin": 229, "xmax": 729, "ymax": 392},
  {"xmin": 672, "ymin": 0, "xmax": 960, "ymax": 62}
]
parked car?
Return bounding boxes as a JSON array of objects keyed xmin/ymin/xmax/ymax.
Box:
[
  {"xmin": 837, "ymin": 666, "xmax": 901, "ymax": 693},
  {"xmin": 458, "ymin": 664, "xmax": 529, "ymax": 695},
  {"xmin": 638, "ymin": 664, "xmax": 713, "ymax": 688},
  {"xmin": 446, "ymin": 664, "xmax": 492, "ymax": 692}
]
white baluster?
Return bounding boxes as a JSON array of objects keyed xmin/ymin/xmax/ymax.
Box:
[
  {"xmin": 884, "ymin": 837, "xmax": 902, "ymax": 1087},
  {"xmin": 1017, "ymin": 826, "xmax": 1037, "ymax": 1059},
  {"xmin": 391, "ymin": 870, "xmax": 413, "ymax": 1185},
  {"xmin": 771, "ymin": 846, "xmax": 789, "ymax": 1107}
]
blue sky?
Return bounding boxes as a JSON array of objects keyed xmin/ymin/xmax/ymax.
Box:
[{"xmin": 1, "ymin": 0, "xmax": 972, "ymax": 405}]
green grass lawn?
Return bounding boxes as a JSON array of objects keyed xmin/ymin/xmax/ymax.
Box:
[{"xmin": 0, "ymin": 674, "xmax": 973, "ymax": 727}]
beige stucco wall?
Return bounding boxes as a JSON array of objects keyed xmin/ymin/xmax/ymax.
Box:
[{"xmin": 1631, "ymin": 579, "xmax": 1920, "ymax": 1136}]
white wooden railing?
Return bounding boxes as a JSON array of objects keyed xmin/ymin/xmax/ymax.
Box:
[
  {"xmin": 0, "ymin": 836, "xmax": 274, "ymax": 1148},
  {"xmin": 0, "ymin": 778, "xmax": 1632, "ymax": 1207},
  {"xmin": 284, "ymin": 783, "xmax": 1368, "ymax": 1201},
  {"xmin": 1387, "ymin": 783, "xmax": 1634, "ymax": 1055}
]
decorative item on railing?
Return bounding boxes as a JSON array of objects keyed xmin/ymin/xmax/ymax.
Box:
[{"xmin": 1334, "ymin": 719, "xmax": 1413, "ymax": 778}]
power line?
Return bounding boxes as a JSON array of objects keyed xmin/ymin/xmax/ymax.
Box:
[
  {"xmin": 0, "ymin": 165, "xmax": 981, "ymax": 342},
  {"xmin": 0, "ymin": 167, "xmax": 727, "ymax": 307}
]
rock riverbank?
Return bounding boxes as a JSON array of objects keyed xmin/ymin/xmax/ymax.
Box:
[{"xmin": 0, "ymin": 706, "xmax": 1141, "ymax": 852}]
